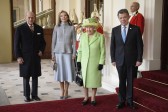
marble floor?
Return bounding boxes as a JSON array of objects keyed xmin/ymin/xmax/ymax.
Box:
[{"xmin": 0, "ymin": 59, "xmax": 113, "ymax": 105}]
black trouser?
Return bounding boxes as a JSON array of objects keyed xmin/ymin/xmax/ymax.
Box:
[
  {"xmin": 23, "ymin": 77, "xmax": 38, "ymax": 97},
  {"xmin": 133, "ymin": 66, "xmax": 138, "ymax": 79},
  {"xmin": 116, "ymin": 63, "xmax": 134, "ymax": 104}
]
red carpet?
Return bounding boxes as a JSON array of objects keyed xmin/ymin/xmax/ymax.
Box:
[
  {"xmin": 135, "ymin": 70, "xmax": 168, "ymax": 112},
  {"xmin": 141, "ymin": 70, "xmax": 168, "ymax": 84},
  {"xmin": 115, "ymin": 70, "xmax": 168, "ymax": 112},
  {"xmin": 134, "ymin": 78, "xmax": 168, "ymax": 99},
  {"xmin": 0, "ymin": 94, "xmax": 149, "ymax": 112},
  {"xmin": 134, "ymin": 88, "xmax": 168, "ymax": 112}
]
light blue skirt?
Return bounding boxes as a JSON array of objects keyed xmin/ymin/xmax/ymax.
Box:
[{"xmin": 54, "ymin": 53, "xmax": 75, "ymax": 82}]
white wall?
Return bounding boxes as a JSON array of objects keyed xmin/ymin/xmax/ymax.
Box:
[
  {"xmin": 102, "ymin": 0, "xmax": 127, "ymax": 92},
  {"xmin": 139, "ymin": 0, "xmax": 163, "ymax": 71},
  {"xmin": 55, "ymin": 0, "xmax": 70, "ymax": 24},
  {"xmin": 54, "ymin": 0, "xmax": 163, "ymax": 92},
  {"xmin": 0, "ymin": 0, "xmax": 12, "ymax": 63},
  {"xmin": 102, "ymin": 0, "xmax": 163, "ymax": 92},
  {"xmin": 55, "ymin": 0, "xmax": 85, "ymax": 24}
]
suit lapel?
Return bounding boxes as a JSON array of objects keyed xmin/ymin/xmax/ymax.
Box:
[
  {"xmin": 116, "ymin": 25, "xmax": 124, "ymax": 43},
  {"xmin": 33, "ymin": 24, "xmax": 36, "ymax": 33},
  {"xmin": 83, "ymin": 33, "xmax": 89, "ymax": 47},
  {"xmin": 125, "ymin": 24, "xmax": 133, "ymax": 43},
  {"xmin": 25, "ymin": 23, "xmax": 35, "ymax": 33},
  {"xmin": 89, "ymin": 32, "xmax": 98, "ymax": 45}
]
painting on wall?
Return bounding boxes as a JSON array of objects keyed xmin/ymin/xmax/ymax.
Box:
[{"xmin": 13, "ymin": 7, "xmax": 20, "ymax": 22}]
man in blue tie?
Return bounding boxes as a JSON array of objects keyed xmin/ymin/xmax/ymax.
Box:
[{"xmin": 110, "ymin": 9, "xmax": 143, "ymax": 109}]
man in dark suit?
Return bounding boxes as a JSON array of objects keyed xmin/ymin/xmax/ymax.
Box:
[
  {"xmin": 110, "ymin": 9, "xmax": 143, "ymax": 109},
  {"xmin": 14, "ymin": 11, "xmax": 46, "ymax": 102}
]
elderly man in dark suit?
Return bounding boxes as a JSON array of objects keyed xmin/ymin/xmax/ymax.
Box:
[
  {"xmin": 110, "ymin": 9, "xmax": 143, "ymax": 109},
  {"xmin": 14, "ymin": 11, "xmax": 46, "ymax": 102}
]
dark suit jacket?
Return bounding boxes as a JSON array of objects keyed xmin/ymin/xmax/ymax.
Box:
[
  {"xmin": 110, "ymin": 24, "xmax": 143, "ymax": 66},
  {"xmin": 14, "ymin": 23, "xmax": 46, "ymax": 77}
]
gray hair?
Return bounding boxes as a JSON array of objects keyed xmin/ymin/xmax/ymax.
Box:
[{"xmin": 117, "ymin": 9, "xmax": 129, "ymax": 16}]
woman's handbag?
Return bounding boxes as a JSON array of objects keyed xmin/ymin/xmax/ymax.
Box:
[
  {"xmin": 75, "ymin": 59, "xmax": 83, "ymax": 86},
  {"xmin": 51, "ymin": 60, "xmax": 57, "ymax": 71},
  {"xmin": 75, "ymin": 71, "xmax": 83, "ymax": 86},
  {"xmin": 53, "ymin": 62, "xmax": 57, "ymax": 71}
]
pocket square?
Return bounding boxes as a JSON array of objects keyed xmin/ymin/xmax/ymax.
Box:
[{"xmin": 37, "ymin": 33, "xmax": 41, "ymax": 35}]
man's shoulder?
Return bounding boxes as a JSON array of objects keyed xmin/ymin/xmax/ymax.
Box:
[
  {"xmin": 112, "ymin": 25, "xmax": 120, "ymax": 30},
  {"xmin": 34, "ymin": 24, "xmax": 43, "ymax": 29},
  {"xmin": 18, "ymin": 22, "xmax": 26, "ymax": 27},
  {"xmin": 129, "ymin": 24, "xmax": 141, "ymax": 31},
  {"xmin": 137, "ymin": 13, "xmax": 144, "ymax": 17},
  {"xmin": 129, "ymin": 24, "xmax": 139, "ymax": 28},
  {"xmin": 15, "ymin": 23, "xmax": 27, "ymax": 30}
]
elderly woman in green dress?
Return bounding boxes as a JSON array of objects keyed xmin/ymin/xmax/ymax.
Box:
[{"xmin": 77, "ymin": 18, "xmax": 105, "ymax": 106}]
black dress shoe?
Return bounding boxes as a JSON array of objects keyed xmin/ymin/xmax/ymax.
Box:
[
  {"xmin": 82, "ymin": 99, "xmax": 89, "ymax": 106},
  {"xmin": 91, "ymin": 101, "xmax": 96, "ymax": 106},
  {"xmin": 127, "ymin": 103, "xmax": 136, "ymax": 109},
  {"xmin": 24, "ymin": 97, "xmax": 31, "ymax": 102},
  {"xmin": 32, "ymin": 96, "xmax": 41, "ymax": 101},
  {"xmin": 60, "ymin": 96, "xmax": 64, "ymax": 99},
  {"xmin": 116, "ymin": 102, "xmax": 125, "ymax": 109}
]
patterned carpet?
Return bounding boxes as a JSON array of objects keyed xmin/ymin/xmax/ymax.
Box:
[{"xmin": 0, "ymin": 59, "xmax": 112, "ymax": 105}]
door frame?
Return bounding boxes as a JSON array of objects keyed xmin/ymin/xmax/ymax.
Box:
[{"xmin": 161, "ymin": 0, "xmax": 168, "ymax": 70}]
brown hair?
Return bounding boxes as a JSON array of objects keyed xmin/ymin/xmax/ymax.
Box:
[{"xmin": 57, "ymin": 10, "xmax": 72, "ymax": 26}]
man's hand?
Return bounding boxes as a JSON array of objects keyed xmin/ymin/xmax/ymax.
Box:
[
  {"xmin": 112, "ymin": 62, "xmax": 116, "ymax": 66},
  {"xmin": 136, "ymin": 61, "xmax": 142, "ymax": 67},
  {"xmin": 38, "ymin": 51, "xmax": 42, "ymax": 57},
  {"xmin": 17, "ymin": 57, "xmax": 24, "ymax": 64}
]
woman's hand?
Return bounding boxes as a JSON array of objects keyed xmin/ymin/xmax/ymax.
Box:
[
  {"xmin": 51, "ymin": 56, "xmax": 56, "ymax": 62},
  {"xmin": 72, "ymin": 55, "xmax": 76, "ymax": 60}
]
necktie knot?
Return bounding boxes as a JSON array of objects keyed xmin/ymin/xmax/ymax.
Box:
[{"xmin": 30, "ymin": 25, "xmax": 34, "ymax": 32}]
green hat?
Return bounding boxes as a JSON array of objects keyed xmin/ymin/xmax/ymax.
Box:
[{"xmin": 82, "ymin": 18, "xmax": 98, "ymax": 27}]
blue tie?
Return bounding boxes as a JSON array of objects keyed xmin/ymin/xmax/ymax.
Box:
[{"xmin": 122, "ymin": 26, "xmax": 126, "ymax": 43}]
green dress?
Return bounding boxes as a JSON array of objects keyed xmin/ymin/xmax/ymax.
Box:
[{"xmin": 77, "ymin": 32, "xmax": 105, "ymax": 88}]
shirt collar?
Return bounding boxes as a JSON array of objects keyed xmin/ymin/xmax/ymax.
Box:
[
  {"xmin": 131, "ymin": 11, "xmax": 138, "ymax": 16},
  {"xmin": 122, "ymin": 24, "xmax": 129, "ymax": 28},
  {"xmin": 27, "ymin": 23, "xmax": 34, "ymax": 27}
]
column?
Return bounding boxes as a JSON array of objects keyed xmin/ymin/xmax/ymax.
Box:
[{"xmin": 0, "ymin": 0, "xmax": 12, "ymax": 63}]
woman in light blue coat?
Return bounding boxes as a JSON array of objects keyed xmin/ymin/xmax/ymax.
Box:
[
  {"xmin": 77, "ymin": 18, "xmax": 105, "ymax": 106},
  {"xmin": 51, "ymin": 10, "xmax": 76, "ymax": 99}
]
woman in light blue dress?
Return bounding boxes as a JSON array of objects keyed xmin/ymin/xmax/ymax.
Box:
[{"xmin": 51, "ymin": 10, "xmax": 76, "ymax": 99}]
